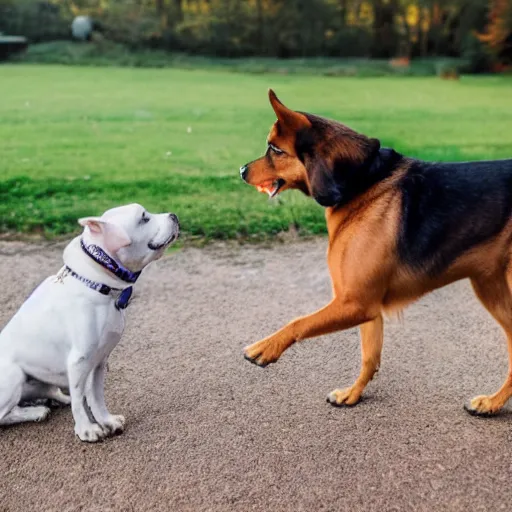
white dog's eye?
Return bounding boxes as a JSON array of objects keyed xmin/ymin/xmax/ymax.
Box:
[{"xmin": 140, "ymin": 212, "xmax": 150, "ymax": 225}]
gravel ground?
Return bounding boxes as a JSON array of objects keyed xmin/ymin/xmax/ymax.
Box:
[{"xmin": 1, "ymin": 239, "xmax": 512, "ymax": 512}]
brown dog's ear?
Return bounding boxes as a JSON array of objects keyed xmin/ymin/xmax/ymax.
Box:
[
  {"xmin": 268, "ymin": 89, "xmax": 309, "ymax": 131},
  {"xmin": 268, "ymin": 89, "xmax": 284, "ymax": 110},
  {"xmin": 306, "ymin": 156, "xmax": 344, "ymax": 207},
  {"xmin": 303, "ymin": 136, "xmax": 382, "ymax": 207}
]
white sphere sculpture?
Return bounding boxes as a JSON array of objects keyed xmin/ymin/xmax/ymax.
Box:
[{"xmin": 71, "ymin": 16, "xmax": 93, "ymax": 41}]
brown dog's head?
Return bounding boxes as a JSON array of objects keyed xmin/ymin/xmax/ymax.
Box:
[{"xmin": 240, "ymin": 90, "xmax": 383, "ymax": 207}]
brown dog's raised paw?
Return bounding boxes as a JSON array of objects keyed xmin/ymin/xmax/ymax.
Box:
[
  {"xmin": 243, "ymin": 339, "xmax": 282, "ymax": 367},
  {"xmin": 243, "ymin": 352, "xmax": 270, "ymax": 368}
]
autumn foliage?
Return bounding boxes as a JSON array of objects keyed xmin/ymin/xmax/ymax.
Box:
[
  {"xmin": 478, "ymin": 0, "xmax": 512, "ymax": 65},
  {"xmin": 0, "ymin": 0, "xmax": 511, "ymax": 68}
]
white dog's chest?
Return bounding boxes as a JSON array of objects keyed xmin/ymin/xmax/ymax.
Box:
[{"xmin": 96, "ymin": 305, "xmax": 125, "ymax": 358}]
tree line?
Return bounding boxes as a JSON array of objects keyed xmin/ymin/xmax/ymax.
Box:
[{"xmin": 1, "ymin": 1, "xmax": 511, "ymax": 67}]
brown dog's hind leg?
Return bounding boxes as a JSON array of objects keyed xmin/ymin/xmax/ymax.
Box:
[
  {"xmin": 327, "ymin": 314, "xmax": 384, "ymax": 407},
  {"xmin": 465, "ymin": 275, "xmax": 512, "ymax": 416}
]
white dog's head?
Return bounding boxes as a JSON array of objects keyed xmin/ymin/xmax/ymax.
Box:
[{"xmin": 78, "ymin": 203, "xmax": 180, "ymax": 272}]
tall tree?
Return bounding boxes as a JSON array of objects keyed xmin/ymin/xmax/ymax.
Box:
[
  {"xmin": 479, "ymin": 0, "xmax": 512, "ymax": 60},
  {"xmin": 370, "ymin": 0, "xmax": 398, "ymax": 58}
]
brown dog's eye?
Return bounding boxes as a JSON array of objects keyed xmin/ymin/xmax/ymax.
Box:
[{"xmin": 268, "ymin": 143, "xmax": 284, "ymax": 155}]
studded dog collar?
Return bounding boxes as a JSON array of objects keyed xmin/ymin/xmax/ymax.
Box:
[
  {"xmin": 55, "ymin": 239, "xmax": 141, "ymax": 310},
  {"xmin": 56, "ymin": 266, "xmax": 133, "ymax": 310},
  {"xmin": 80, "ymin": 238, "xmax": 141, "ymax": 284}
]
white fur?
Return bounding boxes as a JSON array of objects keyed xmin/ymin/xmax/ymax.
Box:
[{"xmin": 0, "ymin": 203, "xmax": 179, "ymax": 442}]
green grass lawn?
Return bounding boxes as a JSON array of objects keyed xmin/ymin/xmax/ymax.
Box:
[{"xmin": 1, "ymin": 64, "xmax": 512, "ymax": 239}]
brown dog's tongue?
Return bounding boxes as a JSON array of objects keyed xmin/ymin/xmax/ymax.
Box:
[{"xmin": 256, "ymin": 181, "xmax": 277, "ymax": 197}]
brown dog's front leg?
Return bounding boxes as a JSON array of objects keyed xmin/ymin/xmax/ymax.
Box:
[
  {"xmin": 244, "ymin": 299, "xmax": 375, "ymax": 367},
  {"xmin": 327, "ymin": 314, "xmax": 384, "ymax": 407}
]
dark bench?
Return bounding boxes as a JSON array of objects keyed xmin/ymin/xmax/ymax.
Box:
[{"xmin": 0, "ymin": 36, "xmax": 28, "ymax": 61}]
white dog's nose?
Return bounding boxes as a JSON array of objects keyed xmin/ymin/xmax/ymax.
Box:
[{"xmin": 168, "ymin": 213, "xmax": 180, "ymax": 236}]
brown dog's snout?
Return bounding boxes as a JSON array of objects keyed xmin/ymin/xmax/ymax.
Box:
[{"xmin": 239, "ymin": 164, "xmax": 249, "ymax": 181}]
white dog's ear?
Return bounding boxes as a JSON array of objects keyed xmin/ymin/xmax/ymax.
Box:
[{"xmin": 78, "ymin": 217, "xmax": 131, "ymax": 253}]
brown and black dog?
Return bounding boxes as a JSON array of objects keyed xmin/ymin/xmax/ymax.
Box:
[{"xmin": 240, "ymin": 89, "xmax": 512, "ymax": 416}]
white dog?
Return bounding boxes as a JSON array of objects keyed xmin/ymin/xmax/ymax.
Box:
[{"xmin": 0, "ymin": 203, "xmax": 179, "ymax": 442}]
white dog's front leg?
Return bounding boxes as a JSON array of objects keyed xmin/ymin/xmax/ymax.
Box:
[
  {"xmin": 67, "ymin": 354, "xmax": 105, "ymax": 443},
  {"xmin": 85, "ymin": 361, "xmax": 125, "ymax": 436}
]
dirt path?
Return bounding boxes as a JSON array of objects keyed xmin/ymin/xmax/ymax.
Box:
[{"xmin": 1, "ymin": 240, "xmax": 511, "ymax": 512}]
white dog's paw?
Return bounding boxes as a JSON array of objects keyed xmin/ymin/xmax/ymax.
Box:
[
  {"xmin": 33, "ymin": 406, "xmax": 51, "ymax": 422},
  {"xmin": 53, "ymin": 389, "xmax": 72, "ymax": 406},
  {"xmin": 101, "ymin": 414, "xmax": 125, "ymax": 436},
  {"xmin": 75, "ymin": 423, "xmax": 105, "ymax": 443}
]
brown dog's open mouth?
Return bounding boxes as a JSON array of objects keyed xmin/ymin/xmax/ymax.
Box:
[{"xmin": 256, "ymin": 178, "xmax": 285, "ymax": 198}]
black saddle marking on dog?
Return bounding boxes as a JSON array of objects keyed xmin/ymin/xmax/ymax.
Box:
[{"xmin": 398, "ymin": 158, "xmax": 512, "ymax": 276}]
